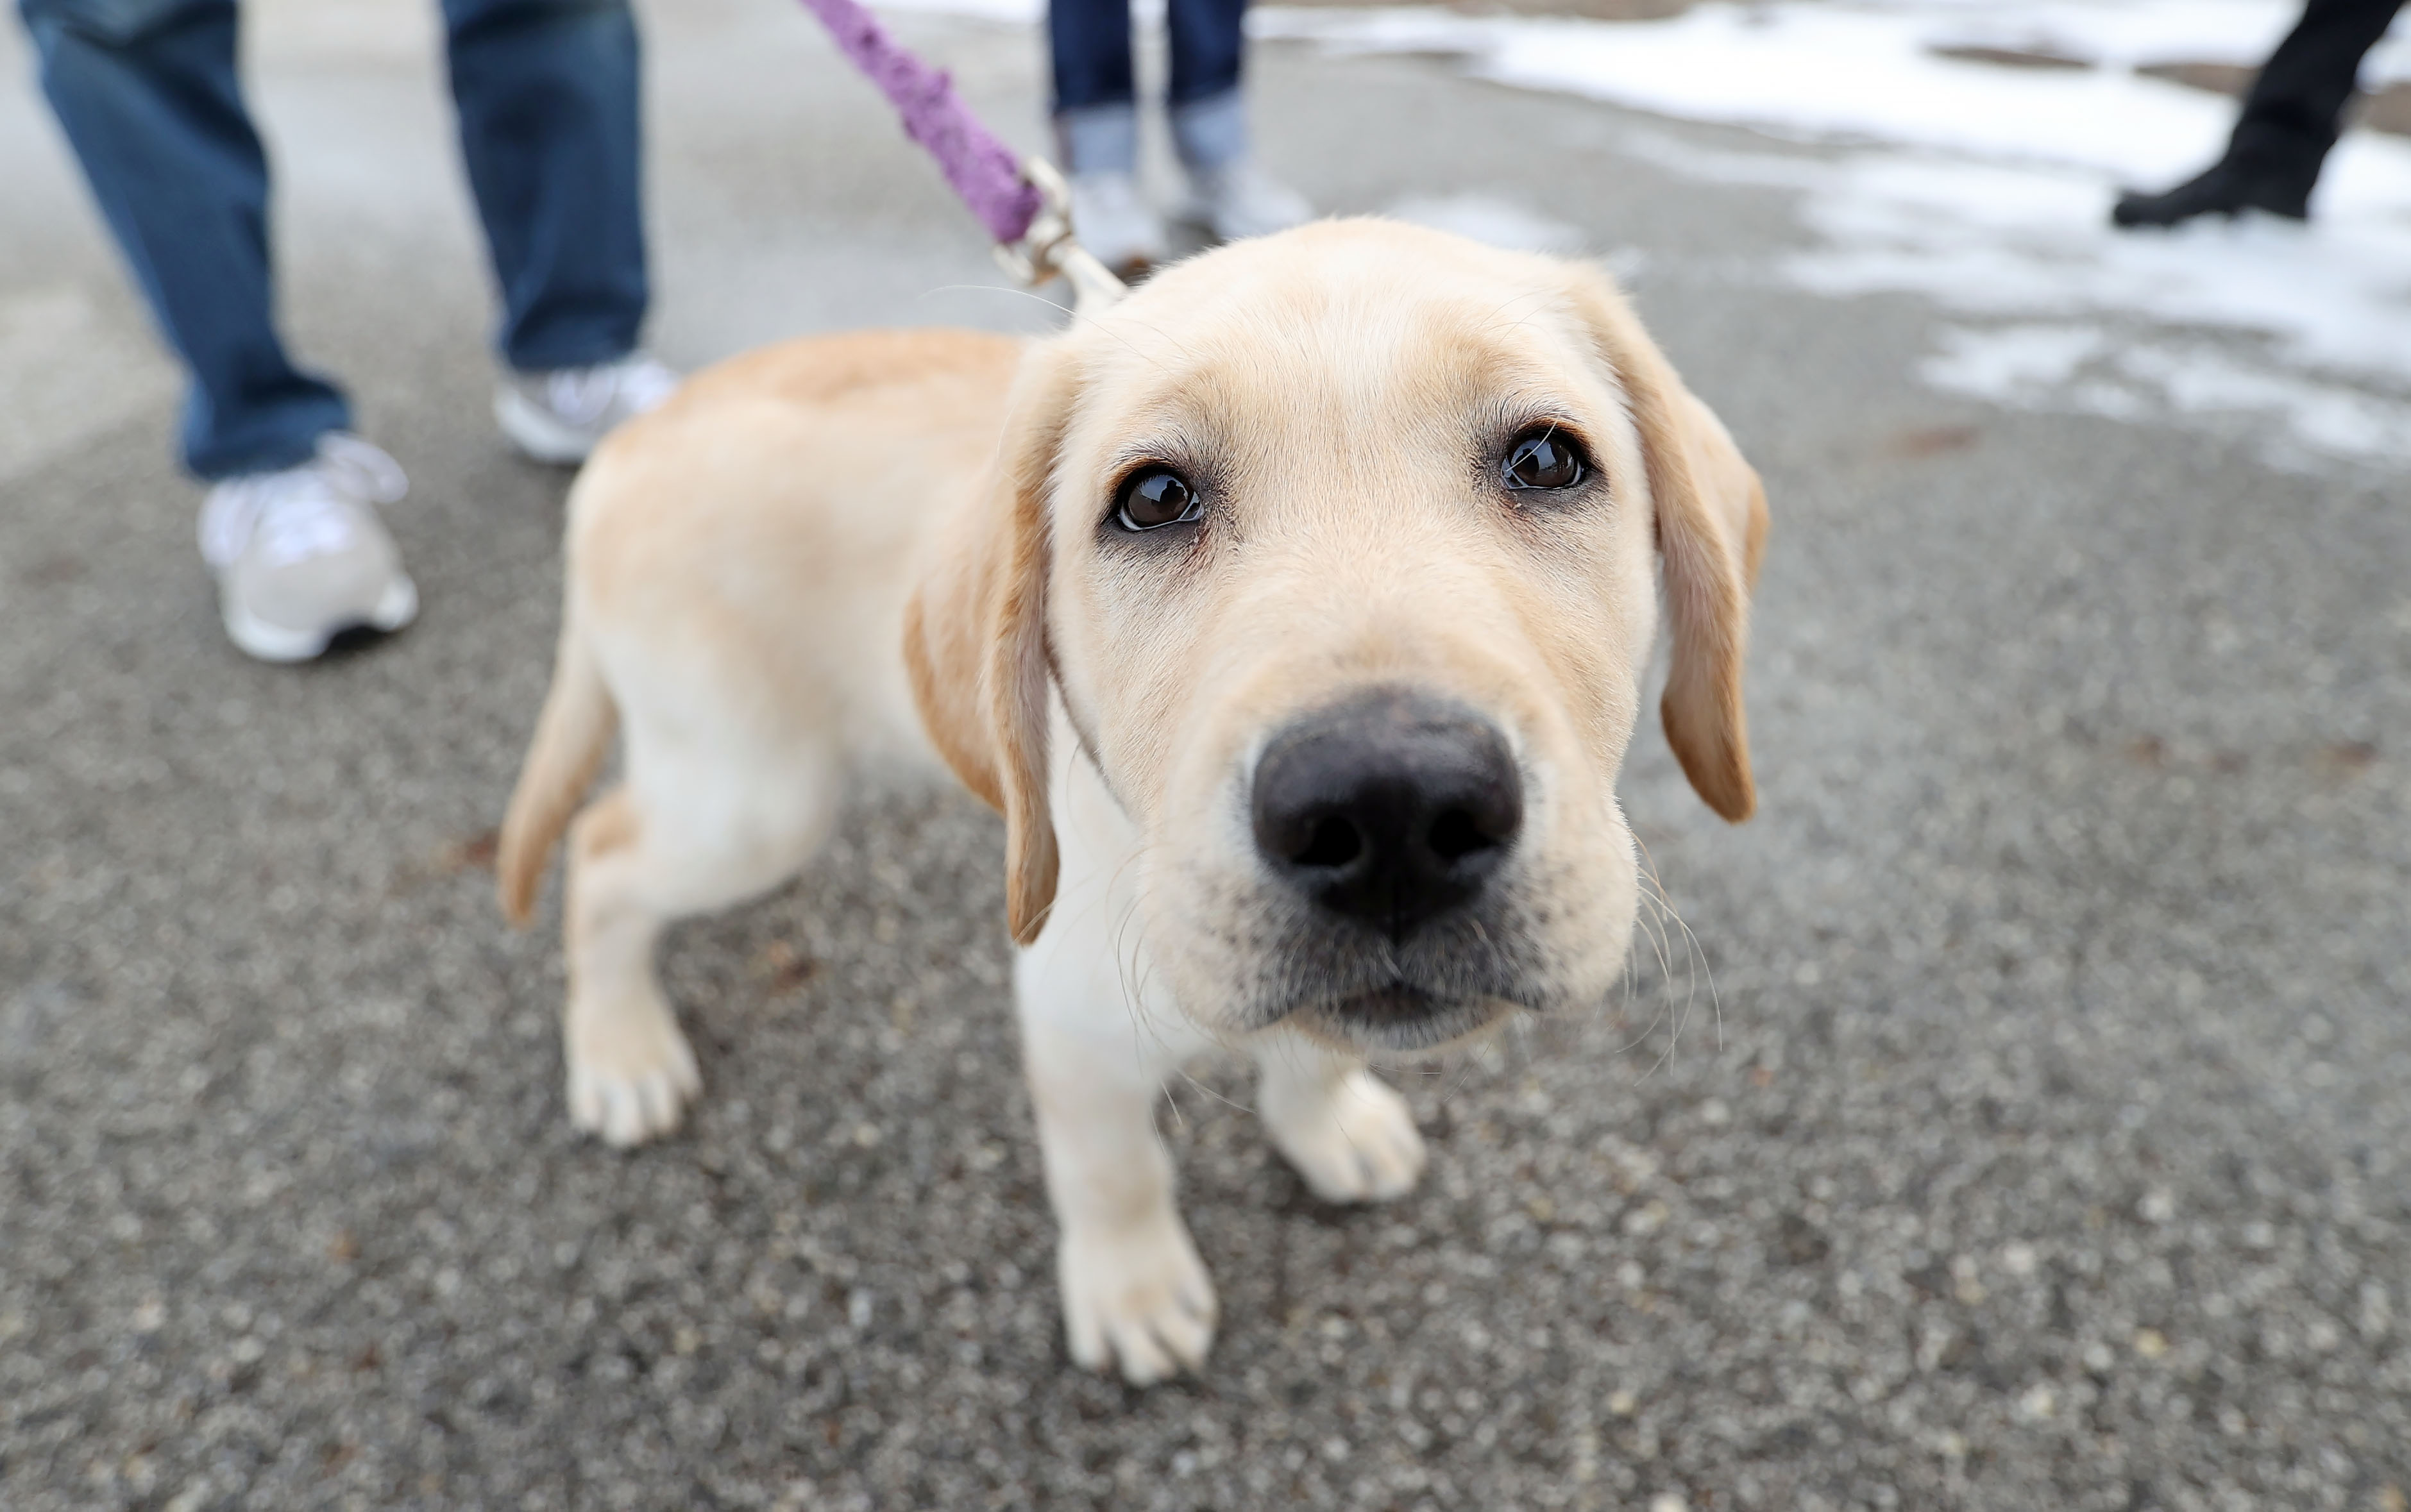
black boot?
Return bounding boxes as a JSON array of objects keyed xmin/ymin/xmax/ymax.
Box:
[{"xmin": 2111, "ymin": 126, "xmax": 2325, "ymax": 228}]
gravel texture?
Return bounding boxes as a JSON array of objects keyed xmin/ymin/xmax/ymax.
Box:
[{"xmin": 3, "ymin": 3, "xmax": 2408, "ymax": 1508}]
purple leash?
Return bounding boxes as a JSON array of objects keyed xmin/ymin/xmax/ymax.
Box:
[{"xmin": 794, "ymin": 0, "xmax": 1126, "ymax": 311}]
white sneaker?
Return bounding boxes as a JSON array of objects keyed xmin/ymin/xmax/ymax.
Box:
[
  {"xmin": 1182, "ymin": 161, "xmax": 1314, "ymax": 243},
  {"xmin": 495, "ymin": 353, "xmax": 680, "ymax": 466},
  {"xmin": 1068, "ymin": 171, "xmax": 1169, "ymax": 276},
  {"xmin": 198, "ymin": 433, "xmax": 416, "ymax": 663}
]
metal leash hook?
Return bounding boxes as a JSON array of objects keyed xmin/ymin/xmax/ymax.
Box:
[{"xmin": 995, "ymin": 156, "xmax": 1129, "ymax": 317}]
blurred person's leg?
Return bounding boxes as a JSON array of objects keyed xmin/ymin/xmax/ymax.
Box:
[
  {"xmin": 2231, "ymin": 0, "xmax": 2405, "ymax": 174},
  {"xmin": 1049, "ymin": 0, "xmax": 1135, "ymax": 170},
  {"xmin": 1164, "ymin": 0, "xmax": 1242, "ymax": 156},
  {"xmin": 443, "ymin": 0, "xmax": 672, "ymax": 462},
  {"xmin": 1047, "ymin": 0, "xmax": 1163, "ymax": 272},
  {"xmin": 21, "ymin": 0, "xmax": 415, "ymax": 662},
  {"xmin": 19, "ymin": 0, "xmax": 349, "ymax": 478},
  {"xmin": 1165, "ymin": 0, "xmax": 1308, "ymax": 242},
  {"xmin": 2114, "ymin": 0, "xmax": 2406, "ymax": 227}
]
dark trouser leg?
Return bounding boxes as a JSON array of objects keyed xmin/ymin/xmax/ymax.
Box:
[
  {"xmin": 1047, "ymin": 0, "xmax": 1135, "ymax": 172},
  {"xmin": 19, "ymin": 0, "xmax": 348, "ymax": 479},
  {"xmin": 2230, "ymin": 0, "xmax": 2407, "ymax": 171},
  {"xmin": 2115, "ymin": 0, "xmax": 2406, "ymax": 224},
  {"xmin": 1165, "ymin": 0, "xmax": 1246, "ymax": 169},
  {"xmin": 443, "ymin": 0, "xmax": 647, "ymax": 373}
]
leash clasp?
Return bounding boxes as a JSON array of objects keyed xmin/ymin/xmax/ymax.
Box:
[{"xmin": 995, "ymin": 156, "xmax": 1129, "ymax": 317}]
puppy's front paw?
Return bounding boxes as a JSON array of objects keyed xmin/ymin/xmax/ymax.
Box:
[
  {"xmin": 1265, "ymin": 1068, "xmax": 1427, "ymax": 1204},
  {"xmin": 565, "ymin": 1000, "xmax": 702, "ymax": 1147},
  {"xmin": 1058, "ymin": 1214, "xmax": 1217, "ymax": 1385}
]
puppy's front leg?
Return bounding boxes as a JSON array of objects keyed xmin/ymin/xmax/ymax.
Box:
[
  {"xmin": 1017, "ymin": 949, "xmax": 1217, "ymax": 1385},
  {"xmin": 1255, "ymin": 1036, "xmax": 1428, "ymax": 1205}
]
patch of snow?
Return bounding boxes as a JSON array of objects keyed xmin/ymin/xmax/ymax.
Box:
[
  {"xmin": 1251, "ymin": 3, "xmax": 2411, "ymax": 191},
  {"xmin": 1921, "ymin": 323, "xmax": 2105, "ymax": 399},
  {"xmin": 2115, "ymin": 342, "xmax": 2411, "ymax": 462},
  {"xmin": 1258, "ymin": 1, "xmax": 2411, "ymax": 467}
]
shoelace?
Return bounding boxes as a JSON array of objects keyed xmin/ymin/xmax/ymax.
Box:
[
  {"xmin": 199, "ymin": 434, "xmax": 408, "ymax": 569},
  {"xmin": 543, "ymin": 357, "xmax": 680, "ymax": 427}
]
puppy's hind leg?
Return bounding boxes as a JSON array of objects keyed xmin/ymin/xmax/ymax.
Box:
[
  {"xmin": 561, "ymin": 748, "xmax": 838, "ymax": 1147},
  {"xmin": 1254, "ymin": 1036, "xmax": 1428, "ymax": 1204}
]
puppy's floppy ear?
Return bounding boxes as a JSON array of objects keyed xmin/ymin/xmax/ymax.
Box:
[
  {"xmin": 1675, "ymin": 385, "xmax": 1770, "ymax": 596},
  {"xmin": 1566, "ymin": 265, "xmax": 1763, "ymax": 821},
  {"xmin": 904, "ymin": 342, "xmax": 1078, "ymax": 945}
]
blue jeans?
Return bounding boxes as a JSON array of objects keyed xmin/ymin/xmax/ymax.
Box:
[
  {"xmin": 18, "ymin": 0, "xmax": 648, "ymax": 478},
  {"xmin": 1049, "ymin": 0, "xmax": 1247, "ymax": 174}
]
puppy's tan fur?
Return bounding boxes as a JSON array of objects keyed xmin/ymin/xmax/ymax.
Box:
[{"xmin": 500, "ymin": 221, "xmax": 1765, "ymax": 1382}]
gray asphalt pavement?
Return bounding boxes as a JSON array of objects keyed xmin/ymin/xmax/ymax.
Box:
[{"xmin": 4, "ymin": 1, "xmax": 2409, "ymax": 1508}]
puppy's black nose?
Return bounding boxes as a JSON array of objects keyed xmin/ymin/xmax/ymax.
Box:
[{"xmin": 1251, "ymin": 689, "xmax": 1522, "ymax": 940}]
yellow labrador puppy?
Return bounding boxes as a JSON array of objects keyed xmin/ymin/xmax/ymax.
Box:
[{"xmin": 498, "ymin": 219, "xmax": 1767, "ymax": 1384}]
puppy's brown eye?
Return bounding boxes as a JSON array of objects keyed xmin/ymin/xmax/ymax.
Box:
[
  {"xmin": 1114, "ymin": 466, "xmax": 1201, "ymax": 531},
  {"xmin": 1502, "ymin": 430, "xmax": 1586, "ymax": 491}
]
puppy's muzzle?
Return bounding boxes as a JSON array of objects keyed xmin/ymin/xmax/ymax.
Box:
[{"xmin": 1251, "ymin": 688, "xmax": 1523, "ymax": 946}]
